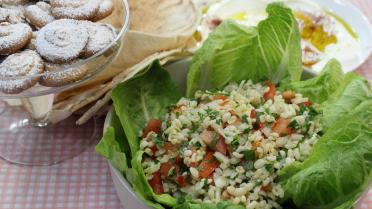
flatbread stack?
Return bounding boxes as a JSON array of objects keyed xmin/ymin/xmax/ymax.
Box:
[{"xmin": 46, "ymin": 0, "xmax": 201, "ymax": 124}]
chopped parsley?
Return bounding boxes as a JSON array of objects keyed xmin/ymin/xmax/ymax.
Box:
[
  {"xmin": 231, "ymin": 136, "xmax": 240, "ymax": 149},
  {"xmin": 242, "ymin": 114, "xmax": 249, "ymax": 123},
  {"xmin": 194, "ymin": 141, "xmax": 202, "ymax": 149},
  {"xmin": 216, "ymin": 119, "xmax": 222, "ymax": 125},
  {"xmin": 242, "ymin": 150, "xmax": 256, "ymax": 161},
  {"xmin": 265, "ymin": 164, "xmax": 274, "ymax": 174},
  {"xmin": 243, "ymin": 161, "xmax": 254, "ymax": 170},
  {"xmin": 205, "ymin": 107, "xmax": 219, "ymax": 120},
  {"xmin": 168, "ymin": 167, "xmax": 176, "ymax": 178},
  {"xmin": 152, "ymin": 136, "xmax": 165, "ymax": 146}
]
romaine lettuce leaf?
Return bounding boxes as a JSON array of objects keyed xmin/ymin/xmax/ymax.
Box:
[
  {"xmin": 321, "ymin": 73, "xmax": 371, "ymax": 130},
  {"xmin": 279, "ymin": 99, "xmax": 372, "ymax": 209},
  {"xmin": 95, "ymin": 126, "xmax": 129, "ymax": 174},
  {"xmin": 186, "ymin": 21, "xmax": 258, "ymax": 97},
  {"xmin": 187, "ymin": 3, "xmax": 302, "ymax": 97},
  {"xmin": 112, "ymin": 60, "xmax": 182, "ymax": 156},
  {"xmin": 173, "ymin": 200, "xmax": 246, "ymax": 209},
  {"xmin": 280, "ymin": 59, "xmax": 344, "ymax": 103},
  {"xmin": 256, "ymin": 2, "xmax": 302, "ymax": 83},
  {"xmin": 132, "ymin": 151, "xmax": 177, "ymax": 207},
  {"xmin": 110, "ymin": 60, "xmax": 181, "ymax": 208}
]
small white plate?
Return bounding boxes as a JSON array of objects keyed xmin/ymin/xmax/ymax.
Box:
[
  {"xmin": 205, "ymin": 0, "xmax": 372, "ymax": 73},
  {"xmin": 311, "ymin": 0, "xmax": 372, "ymax": 72}
]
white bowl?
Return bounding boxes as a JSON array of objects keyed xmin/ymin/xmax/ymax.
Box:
[
  {"xmin": 104, "ymin": 59, "xmax": 191, "ymax": 209},
  {"xmin": 103, "ymin": 59, "xmax": 321, "ymax": 209}
]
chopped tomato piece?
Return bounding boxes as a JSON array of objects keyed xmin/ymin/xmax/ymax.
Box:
[
  {"xmin": 263, "ymin": 81, "xmax": 276, "ymax": 101},
  {"xmin": 150, "ymin": 146, "xmax": 158, "ymax": 155},
  {"xmin": 250, "ymin": 109, "xmax": 256, "ymax": 119},
  {"xmin": 198, "ymin": 152, "xmax": 220, "ymax": 178},
  {"xmin": 189, "ymin": 162, "xmax": 199, "ymax": 167},
  {"xmin": 142, "ymin": 119, "xmax": 162, "ymax": 138},
  {"xmin": 303, "ymin": 101, "xmax": 312, "ymax": 107},
  {"xmin": 213, "ymin": 95, "xmax": 228, "ymax": 100},
  {"xmin": 149, "ymin": 172, "xmax": 164, "ymax": 194},
  {"xmin": 200, "ymin": 130, "xmax": 215, "ymax": 145},
  {"xmin": 215, "ymin": 137, "xmax": 227, "ymax": 156},
  {"xmin": 261, "ymin": 183, "xmax": 272, "ymax": 192},
  {"xmin": 220, "ymin": 100, "xmax": 229, "ymax": 106},
  {"xmin": 272, "ymin": 118, "xmax": 293, "ymax": 136},
  {"xmin": 164, "ymin": 142, "xmax": 178, "ymax": 154},
  {"xmin": 259, "ymin": 123, "xmax": 265, "ymax": 130},
  {"xmin": 177, "ymin": 176, "xmax": 187, "ymax": 187},
  {"xmin": 282, "ymin": 90, "xmax": 296, "ymax": 101},
  {"xmin": 160, "ymin": 161, "xmax": 174, "ymax": 178},
  {"xmin": 175, "ymin": 156, "xmax": 183, "ymax": 165},
  {"xmin": 232, "ymin": 118, "xmax": 242, "ymax": 126}
]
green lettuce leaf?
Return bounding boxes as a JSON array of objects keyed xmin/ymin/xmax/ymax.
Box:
[
  {"xmin": 256, "ymin": 2, "xmax": 302, "ymax": 83},
  {"xmin": 280, "ymin": 98, "xmax": 372, "ymax": 209},
  {"xmin": 187, "ymin": 3, "xmax": 302, "ymax": 97},
  {"xmin": 174, "ymin": 200, "xmax": 246, "ymax": 209},
  {"xmin": 112, "ymin": 60, "xmax": 182, "ymax": 156},
  {"xmin": 321, "ymin": 73, "xmax": 371, "ymax": 130},
  {"xmin": 111, "ymin": 60, "xmax": 181, "ymax": 208},
  {"xmin": 132, "ymin": 151, "xmax": 177, "ymax": 207},
  {"xmin": 280, "ymin": 59, "xmax": 344, "ymax": 104},
  {"xmin": 186, "ymin": 21, "xmax": 258, "ymax": 96},
  {"xmin": 95, "ymin": 126, "xmax": 129, "ymax": 174}
]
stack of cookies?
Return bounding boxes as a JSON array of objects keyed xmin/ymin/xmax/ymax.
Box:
[{"xmin": 0, "ymin": 0, "xmax": 117, "ymax": 94}]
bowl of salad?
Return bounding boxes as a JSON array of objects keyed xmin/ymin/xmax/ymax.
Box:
[{"xmin": 97, "ymin": 3, "xmax": 372, "ymax": 209}]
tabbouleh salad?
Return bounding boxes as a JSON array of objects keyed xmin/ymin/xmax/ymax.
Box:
[{"xmin": 140, "ymin": 80, "xmax": 322, "ymax": 208}]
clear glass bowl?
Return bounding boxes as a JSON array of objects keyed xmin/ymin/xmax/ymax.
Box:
[
  {"xmin": 0, "ymin": 0, "xmax": 130, "ymax": 166},
  {"xmin": 0, "ymin": 0, "xmax": 130, "ymax": 98}
]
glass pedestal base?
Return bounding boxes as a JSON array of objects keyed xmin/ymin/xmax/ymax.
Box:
[{"xmin": 0, "ymin": 106, "xmax": 97, "ymax": 166}]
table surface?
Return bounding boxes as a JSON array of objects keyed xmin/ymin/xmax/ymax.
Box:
[{"xmin": 1, "ymin": 0, "xmax": 372, "ymax": 208}]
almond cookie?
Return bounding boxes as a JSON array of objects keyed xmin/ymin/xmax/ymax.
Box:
[
  {"xmin": 39, "ymin": 60, "xmax": 88, "ymax": 87},
  {"xmin": 50, "ymin": 0, "xmax": 100, "ymax": 20},
  {"xmin": 81, "ymin": 22, "xmax": 116, "ymax": 58},
  {"xmin": 0, "ymin": 22, "xmax": 32, "ymax": 55},
  {"xmin": 0, "ymin": 7, "xmax": 26, "ymax": 24},
  {"xmin": 25, "ymin": 2, "xmax": 55, "ymax": 28},
  {"xmin": 35, "ymin": 19, "xmax": 89, "ymax": 63},
  {"xmin": 91, "ymin": 0, "xmax": 114, "ymax": 21},
  {"xmin": 0, "ymin": 50, "xmax": 44, "ymax": 94}
]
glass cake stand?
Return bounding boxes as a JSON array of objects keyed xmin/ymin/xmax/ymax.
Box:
[{"xmin": 0, "ymin": 0, "xmax": 130, "ymax": 166}]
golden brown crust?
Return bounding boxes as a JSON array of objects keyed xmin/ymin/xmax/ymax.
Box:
[
  {"xmin": 0, "ymin": 50, "xmax": 44, "ymax": 94},
  {"xmin": 39, "ymin": 61, "xmax": 89, "ymax": 87},
  {"xmin": 91, "ymin": 0, "xmax": 114, "ymax": 21},
  {"xmin": 0, "ymin": 22, "xmax": 32, "ymax": 55},
  {"xmin": 50, "ymin": 0, "xmax": 100, "ymax": 20},
  {"xmin": 25, "ymin": 2, "xmax": 55, "ymax": 28}
]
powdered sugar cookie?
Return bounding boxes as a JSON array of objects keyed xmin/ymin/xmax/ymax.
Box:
[
  {"xmin": 0, "ymin": 50, "xmax": 44, "ymax": 94},
  {"xmin": 81, "ymin": 22, "xmax": 116, "ymax": 58},
  {"xmin": 0, "ymin": 22, "xmax": 32, "ymax": 55},
  {"xmin": 92, "ymin": 0, "xmax": 114, "ymax": 21},
  {"xmin": 36, "ymin": 19, "xmax": 89, "ymax": 63},
  {"xmin": 25, "ymin": 2, "xmax": 55, "ymax": 28},
  {"xmin": 40, "ymin": 60, "xmax": 88, "ymax": 87},
  {"xmin": 26, "ymin": 31, "xmax": 37, "ymax": 50},
  {"xmin": 0, "ymin": 0, "xmax": 30, "ymax": 5},
  {"xmin": 50, "ymin": 0, "xmax": 100, "ymax": 20},
  {"xmin": 0, "ymin": 7, "xmax": 26, "ymax": 24}
]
